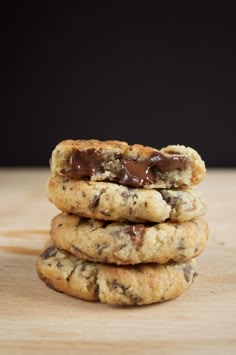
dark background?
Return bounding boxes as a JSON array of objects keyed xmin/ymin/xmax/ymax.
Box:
[{"xmin": 1, "ymin": 3, "xmax": 235, "ymax": 167}]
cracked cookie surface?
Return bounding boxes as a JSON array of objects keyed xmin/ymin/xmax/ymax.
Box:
[
  {"xmin": 36, "ymin": 240, "xmax": 197, "ymax": 305},
  {"xmin": 50, "ymin": 213, "xmax": 208, "ymax": 265},
  {"xmin": 50, "ymin": 140, "xmax": 206, "ymax": 188},
  {"xmin": 47, "ymin": 175, "xmax": 207, "ymax": 223}
]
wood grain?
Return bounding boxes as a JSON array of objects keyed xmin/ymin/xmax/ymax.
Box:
[{"xmin": 0, "ymin": 168, "xmax": 236, "ymax": 354}]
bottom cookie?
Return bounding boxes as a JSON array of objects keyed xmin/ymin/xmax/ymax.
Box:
[{"xmin": 36, "ymin": 240, "xmax": 197, "ymax": 306}]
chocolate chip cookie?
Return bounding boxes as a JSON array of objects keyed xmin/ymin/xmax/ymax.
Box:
[
  {"xmin": 47, "ymin": 175, "xmax": 207, "ymax": 223},
  {"xmin": 50, "ymin": 213, "xmax": 208, "ymax": 265},
  {"xmin": 50, "ymin": 140, "xmax": 206, "ymax": 188},
  {"xmin": 36, "ymin": 240, "xmax": 197, "ymax": 305}
]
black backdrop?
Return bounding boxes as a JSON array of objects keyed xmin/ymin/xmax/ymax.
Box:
[{"xmin": 1, "ymin": 3, "xmax": 235, "ymax": 167}]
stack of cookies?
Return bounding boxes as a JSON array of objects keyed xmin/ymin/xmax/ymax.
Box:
[{"xmin": 36, "ymin": 140, "xmax": 208, "ymax": 306}]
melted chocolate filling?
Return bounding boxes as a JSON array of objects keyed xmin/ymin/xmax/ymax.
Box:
[{"xmin": 61, "ymin": 149, "xmax": 189, "ymax": 187}]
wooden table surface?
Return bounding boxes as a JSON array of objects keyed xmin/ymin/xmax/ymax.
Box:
[{"xmin": 0, "ymin": 168, "xmax": 236, "ymax": 354}]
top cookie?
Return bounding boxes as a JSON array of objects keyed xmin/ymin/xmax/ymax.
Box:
[{"xmin": 50, "ymin": 139, "xmax": 206, "ymax": 189}]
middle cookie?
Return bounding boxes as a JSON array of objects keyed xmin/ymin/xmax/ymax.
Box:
[
  {"xmin": 50, "ymin": 213, "xmax": 208, "ymax": 265},
  {"xmin": 47, "ymin": 175, "xmax": 207, "ymax": 223}
]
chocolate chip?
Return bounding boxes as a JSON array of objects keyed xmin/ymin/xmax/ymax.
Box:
[
  {"xmin": 129, "ymin": 295, "xmax": 143, "ymax": 305},
  {"xmin": 183, "ymin": 264, "xmax": 193, "ymax": 283},
  {"xmin": 125, "ymin": 224, "xmax": 145, "ymax": 250},
  {"xmin": 111, "ymin": 280, "xmax": 142, "ymax": 304},
  {"xmin": 56, "ymin": 261, "xmax": 63, "ymax": 269},
  {"xmin": 121, "ymin": 190, "xmax": 131, "ymax": 199},
  {"xmin": 163, "ymin": 195, "xmax": 178, "ymax": 206},
  {"xmin": 40, "ymin": 246, "xmax": 57, "ymax": 260},
  {"xmin": 126, "ymin": 224, "xmax": 145, "ymax": 237},
  {"xmin": 90, "ymin": 194, "xmax": 100, "ymax": 209},
  {"xmin": 112, "ymin": 280, "xmax": 129, "ymax": 294},
  {"xmin": 177, "ymin": 240, "xmax": 185, "ymax": 250},
  {"xmin": 129, "ymin": 207, "xmax": 133, "ymax": 215},
  {"xmin": 111, "ymin": 229, "xmax": 122, "ymax": 237},
  {"xmin": 57, "ymin": 223, "xmax": 63, "ymax": 227}
]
